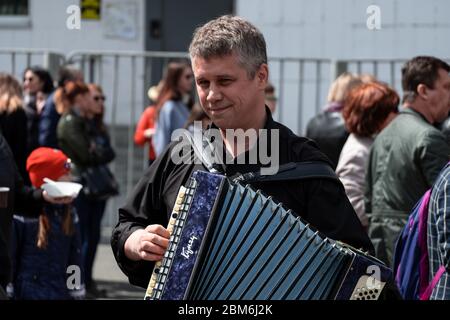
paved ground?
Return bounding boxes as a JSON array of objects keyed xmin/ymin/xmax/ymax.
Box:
[{"xmin": 92, "ymin": 231, "xmax": 146, "ymax": 300}]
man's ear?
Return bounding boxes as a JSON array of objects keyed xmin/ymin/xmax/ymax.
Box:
[
  {"xmin": 416, "ymin": 84, "xmax": 428, "ymax": 99},
  {"xmin": 257, "ymin": 64, "xmax": 269, "ymax": 89}
]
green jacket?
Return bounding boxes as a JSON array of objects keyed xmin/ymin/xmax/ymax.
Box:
[
  {"xmin": 57, "ymin": 109, "xmax": 108, "ymax": 176},
  {"xmin": 365, "ymin": 108, "xmax": 450, "ymax": 265}
]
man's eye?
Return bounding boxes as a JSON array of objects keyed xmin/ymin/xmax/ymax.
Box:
[
  {"xmin": 219, "ymin": 79, "xmax": 232, "ymax": 85},
  {"xmin": 198, "ymin": 81, "xmax": 209, "ymax": 88}
]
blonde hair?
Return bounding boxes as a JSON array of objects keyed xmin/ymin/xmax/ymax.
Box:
[
  {"xmin": 327, "ymin": 72, "xmax": 363, "ymax": 103},
  {"xmin": 0, "ymin": 73, "xmax": 23, "ymax": 113}
]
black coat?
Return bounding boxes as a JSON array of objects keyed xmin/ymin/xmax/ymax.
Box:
[
  {"xmin": 0, "ymin": 132, "xmax": 43, "ymax": 289},
  {"xmin": 0, "ymin": 108, "xmax": 28, "ymax": 183},
  {"xmin": 306, "ymin": 111, "xmax": 349, "ymax": 170}
]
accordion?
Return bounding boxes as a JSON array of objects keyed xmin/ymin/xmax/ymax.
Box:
[{"xmin": 145, "ymin": 170, "xmax": 392, "ymax": 300}]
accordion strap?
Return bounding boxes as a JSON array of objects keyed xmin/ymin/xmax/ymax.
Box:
[
  {"xmin": 181, "ymin": 130, "xmax": 338, "ymax": 184},
  {"xmin": 231, "ymin": 161, "xmax": 339, "ymax": 184}
]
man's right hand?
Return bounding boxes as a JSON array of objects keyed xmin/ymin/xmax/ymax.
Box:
[{"xmin": 124, "ymin": 224, "xmax": 170, "ymax": 262}]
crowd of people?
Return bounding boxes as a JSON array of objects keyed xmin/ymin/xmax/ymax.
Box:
[
  {"xmin": 2, "ymin": 14, "xmax": 450, "ymax": 301},
  {"xmin": 307, "ymin": 56, "xmax": 450, "ymax": 299},
  {"xmin": 0, "ymin": 66, "xmax": 115, "ymax": 299},
  {"xmin": 114, "ymin": 15, "xmax": 450, "ymax": 300}
]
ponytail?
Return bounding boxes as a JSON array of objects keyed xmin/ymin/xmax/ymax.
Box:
[
  {"xmin": 37, "ymin": 213, "xmax": 50, "ymax": 249},
  {"xmin": 36, "ymin": 206, "xmax": 74, "ymax": 249}
]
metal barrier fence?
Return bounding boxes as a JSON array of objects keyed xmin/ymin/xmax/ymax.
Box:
[
  {"xmin": 0, "ymin": 49, "xmax": 429, "ymax": 229},
  {"xmin": 0, "ymin": 48, "xmax": 65, "ymax": 79}
]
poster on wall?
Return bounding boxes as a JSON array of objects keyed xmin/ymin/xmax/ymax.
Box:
[
  {"xmin": 102, "ymin": 0, "xmax": 138, "ymax": 40},
  {"xmin": 80, "ymin": 0, "xmax": 101, "ymax": 20}
]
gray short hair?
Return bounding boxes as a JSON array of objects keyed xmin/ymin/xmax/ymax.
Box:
[{"xmin": 189, "ymin": 15, "xmax": 267, "ymax": 78}]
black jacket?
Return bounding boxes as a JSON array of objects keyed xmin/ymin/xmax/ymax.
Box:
[
  {"xmin": 306, "ymin": 111, "xmax": 349, "ymax": 170},
  {"xmin": 0, "ymin": 132, "xmax": 43, "ymax": 289},
  {"xmin": 0, "ymin": 108, "xmax": 28, "ymax": 183},
  {"xmin": 111, "ymin": 110, "xmax": 373, "ymax": 288}
]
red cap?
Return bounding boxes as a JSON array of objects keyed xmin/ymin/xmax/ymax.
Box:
[{"xmin": 26, "ymin": 147, "xmax": 71, "ymax": 188}]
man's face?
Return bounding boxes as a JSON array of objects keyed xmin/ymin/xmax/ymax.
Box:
[
  {"xmin": 192, "ymin": 53, "xmax": 267, "ymax": 130},
  {"xmin": 427, "ymin": 68, "xmax": 450, "ymax": 123}
]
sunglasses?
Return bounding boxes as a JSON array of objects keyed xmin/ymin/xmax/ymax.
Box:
[{"xmin": 94, "ymin": 95, "xmax": 106, "ymax": 102}]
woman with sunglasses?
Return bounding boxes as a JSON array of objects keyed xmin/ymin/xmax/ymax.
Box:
[
  {"xmin": 86, "ymin": 84, "xmax": 115, "ymax": 167},
  {"xmin": 22, "ymin": 67, "xmax": 54, "ymax": 155},
  {"xmin": 69, "ymin": 83, "xmax": 115, "ymax": 299},
  {"xmin": 57, "ymin": 81, "xmax": 115, "ymax": 298}
]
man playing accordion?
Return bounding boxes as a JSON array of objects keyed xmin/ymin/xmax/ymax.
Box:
[{"xmin": 111, "ymin": 15, "xmax": 376, "ymax": 297}]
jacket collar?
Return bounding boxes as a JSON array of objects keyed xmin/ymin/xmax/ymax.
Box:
[{"xmin": 401, "ymin": 107, "xmax": 431, "ymax": 124}]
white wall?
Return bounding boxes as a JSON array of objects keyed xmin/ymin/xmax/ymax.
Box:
[
  {"xmin": 0, "ymin": 0, "xmax": 145, "ymax": 53},
  {"xmin": 0, "ymin": 0, "xmax": 147, "ymax": 125},
  {"xmin": 237, "ymin": 0, "xmax": 450, "ymax": 59},
  {"xmin": 236, "ymin": 0, "xmax": 450, "ymax": 134}
]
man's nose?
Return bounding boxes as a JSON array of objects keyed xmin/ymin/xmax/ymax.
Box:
[{"xmin": 206, "ymin": 85, "xmax": 222, "ymax": 103}]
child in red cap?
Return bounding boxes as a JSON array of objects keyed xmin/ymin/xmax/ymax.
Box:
[
  {"xmin": 27, "ymin": 147, "xmax": 72, "ymax": 189},
  {"xmin": 9, "ymin": 147, "xmax": 85, "ymax": 300}
]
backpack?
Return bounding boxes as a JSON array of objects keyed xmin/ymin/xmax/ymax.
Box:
[{"xmin": 393, "ymin": 189, "xmax": 446, "ymax": 300}]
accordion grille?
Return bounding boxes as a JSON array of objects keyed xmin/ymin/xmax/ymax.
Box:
[{"xmin": 187, "ymin": 183, "xmax": 352, "ymax": 300}]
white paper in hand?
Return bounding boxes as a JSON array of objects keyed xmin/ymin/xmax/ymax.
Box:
[{"xmin": 41, "ymin": 178, "xmax": 83, "ymax": 198}]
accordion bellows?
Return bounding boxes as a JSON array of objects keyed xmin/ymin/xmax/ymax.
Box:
[{"xmin": 146, "ymin": 171, "xmax": 391, "ymax": 300}]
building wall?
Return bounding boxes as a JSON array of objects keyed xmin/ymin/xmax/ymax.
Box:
[
  {"xmin": 236, "ymin": 0, "xmax": 450, "ymax": 60},
  {"xmin": 236, "ymin": 0, "xmax": 450, "ymax": 133},
  {"xmin": 0, "ymin": 0, "xmax": 145, "ymax": 53},
  {"xmin": 0, "ymin": 0, "xmax": 147, "ymax": 125}
]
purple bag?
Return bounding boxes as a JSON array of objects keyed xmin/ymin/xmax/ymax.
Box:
[{"xmin": 393, "ymin": 189, "xmax": 445, "ymax": 300}]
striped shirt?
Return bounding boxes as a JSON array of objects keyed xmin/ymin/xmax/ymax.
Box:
[{"xmin": 428, "ymin": 162, "xmax": 450, "ymax": 300}]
